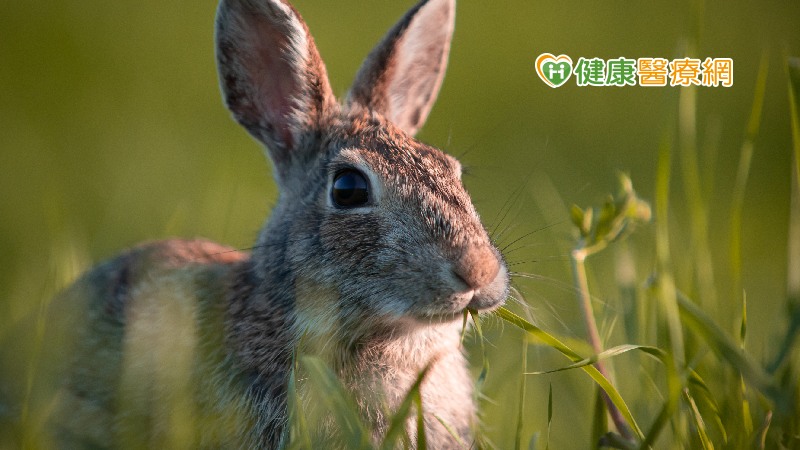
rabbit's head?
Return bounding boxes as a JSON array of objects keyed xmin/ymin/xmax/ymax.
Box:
[{"xmin": 216, "ymin": 0, "xmax": 507, "ymax": 334}]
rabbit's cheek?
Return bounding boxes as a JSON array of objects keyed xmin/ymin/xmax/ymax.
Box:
[
  {"xmin": 319, "ymin": 214, "xmax": 383, "ymax": 264},
  {"xmin": 291, "ymin": 275, "xmax": 365, "ymax": 343}
]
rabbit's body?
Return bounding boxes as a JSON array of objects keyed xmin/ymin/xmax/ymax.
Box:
[
  {"xmin": 54, "ymin": 237, "xmax": 473, "ymax": 448},
  {"xmin": 50, "ymin": 0, "xmax": 507, "ymax": 448}
]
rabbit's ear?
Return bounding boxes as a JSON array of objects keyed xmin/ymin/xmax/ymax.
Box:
[
  {"xmin": 347, "ymin": 0, "xmax": 455, "ymax": 136},
  {"xmin": 216, "ymin": 0, "xmax": 336, "ymax": 169}
]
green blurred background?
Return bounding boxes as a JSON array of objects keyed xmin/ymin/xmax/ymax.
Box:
[{"xmin": 1, "ymin": 0, "xmax": 799, "ymax": 447}]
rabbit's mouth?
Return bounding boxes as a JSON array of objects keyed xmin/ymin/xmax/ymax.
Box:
[
  {"xmin": 466, "ymin": 294, "xmax": 504, "ymax": 312},
  {"xmin": 413, "ymin": 299, "xmax": 502, "ymax": 324},
  {"xmin": 467, "ymin": 263, "xmax": 509, "ymax": 312},
  {"xmin": 413, "ymin": 264, "xmax": 509, "ymax": 323}
]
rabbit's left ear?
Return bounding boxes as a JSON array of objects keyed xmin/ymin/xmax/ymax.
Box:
[
  {"xmin": 347, "ymin": 0, "xmax": 455, "ymax": 136},
  {"xmin": 216, "ymin": 0, "xmax": 336, "ymax": 169}
]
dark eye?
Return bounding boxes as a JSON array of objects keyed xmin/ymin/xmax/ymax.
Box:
[{"xmin": 332, "ymin": 169, "xmax": 369, "ymax": 207}]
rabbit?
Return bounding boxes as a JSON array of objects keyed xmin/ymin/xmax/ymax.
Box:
[{"xmin": 47, "ymin": 0, "xmax": 508, "ymax": 447}]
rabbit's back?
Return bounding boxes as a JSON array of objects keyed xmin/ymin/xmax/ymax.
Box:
[{"xmin": 49, "ymin": 239, "xmax": 290, "ymax": 448}]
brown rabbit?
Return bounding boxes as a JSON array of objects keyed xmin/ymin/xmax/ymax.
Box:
[{"xmin": 49, "ymin": 0, "xmax": 508, "ymax": 447}]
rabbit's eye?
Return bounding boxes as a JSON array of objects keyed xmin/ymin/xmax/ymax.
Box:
[{"xmin": 332, "ymin": 170, "xmax": 369, "ymax": 207}]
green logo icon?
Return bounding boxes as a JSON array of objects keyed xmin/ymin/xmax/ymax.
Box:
[{"xmin": 536, "ymin": 53, "xmax": 573, "ymax": 88}]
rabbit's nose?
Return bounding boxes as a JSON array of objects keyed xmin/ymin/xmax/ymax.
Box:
[{"xmin": 453, "ymin": 245, "xmax": 500, "ymax": 290}]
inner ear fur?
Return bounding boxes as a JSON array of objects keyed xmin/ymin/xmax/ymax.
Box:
[{"xmin": 215, "ymin": 0, "xmax": 337, "ymax": 171}]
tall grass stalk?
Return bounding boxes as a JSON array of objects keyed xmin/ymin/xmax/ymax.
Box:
[
  {"xmin": 786, "ymin": 57, "xmax": 800, "ymax": 308},
  {"xmin": 678, "ymin": 83, "xmax": 717, "ymax": 313},
  {"xmin": 514, "ymin": 339, "xmax": 528, "ymax": 450},
  {"xmin": 639, "ymin": 134, "xmax": 685, "ymax": 448},
  {"xmin": 730, "ymin": 54, "xmax": 770, "ymax": 303}
]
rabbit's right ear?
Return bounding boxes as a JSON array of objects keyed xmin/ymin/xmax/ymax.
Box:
[{"xmin": 216, "ymin": 0, "xmax": 336, "ymax": 174}]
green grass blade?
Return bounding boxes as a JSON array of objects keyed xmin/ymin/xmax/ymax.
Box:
[
  {"xmin": 495, "ymin": 307, "xmax": 644, "ymax": 439},
  {"xmin": 380, "ymin": 363, "xmax": 432, "ymax": 450},
  {"xmin": 675, "ymin": 292, "xmax": 780, "ymax": 408},
  {"xmin": 641, "ymin": 364, "xmax": 729, "ymax": 448},
  {"xmin": 381, "ymin": 363, "xmax": 440, "ymax": 450},
  {"xmin": 433, "ymin": 414, "xmax": 468, "ymax": 449},
  {"xmin": 730, "ymin": 53, "xmax": 769, "ymax": 297},
  {"xmin": 646, "ymin": 131, "xmax": 686, "ymax": 449},
  {"xmin": 590, "ymin": 390, "xmax": 607, "ymax": 448},
  {"xmin": 678, "ymin": 74, "xmax": 717, "ymax": 312},
  {"xmin": 683, "ymin": 389, "xmax": 714, "ymax": 450},
  {"xmin": 740, "ymin": 293, "xmax": 748, "ymax": 347},
  {"xmin": 653, "ymin": 131, "xmax": 684, "ymax": 359},
  {"xmin": 763, "ymin": 57, "xmax": 800, "ymax": 385},
  {"xmin": 524, "ymin": 344, "xmax": 665, "ymax": 375},
  {"xmin": 460, "ymin": 309, "xmax": 469, "ymax": 346},
  {"xmin": 300, "ymin": 355, "xmax": 371, "ymax": 449},
  {"xmin": 415, "ymin": 391, "xmax": 427, "ymax": 450},
  {"xmin": 515, "ymin": 339, "xmax": 528, "ymax": 450},
  {"xmin": 784, "ymin": 57, "xmax": 800, "ymax": 360},
  {"xmin": 790, "ymin": 57, "xmax": 800, "ymax": 199},
  {"xmin": 546, "ymin": 383, "xmax": 552, "ymax": 450},
  {"xmin": 496, "ymin": 307, "xmax": 581, "ymax": 359},
  {"xmin": 286, "ymin": 353, "xmax": 312, "ymax": 450},
  {"xmin": 687, "ymin": 373, "xmax": 728, "ymax": 444},
  {"xmin": 756, "ymin": 411, "xmax": 773, "ymax": 450},
  {"xmin": 739, "ymin": 293, "xmax": 754, "ymax": 437},
  {"xmin": 468, "ymin": 309, "xmax": 490, "ymax": 393}
]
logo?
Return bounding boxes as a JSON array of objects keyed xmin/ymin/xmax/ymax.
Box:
[
  {"xmin": 535, "ymin": 53, "xmax": 733, "ymax": 88},
  {"xmin": 535, "ymin": 53, "xmax": 573, "ymax": 88}
]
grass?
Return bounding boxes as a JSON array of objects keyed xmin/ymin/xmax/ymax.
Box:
[
  {"xmin": 483, "ymin": 58, "xmax": 799, "ymax": 449},
  {"xmin": 498, "ymin": 57, "xmax": 799, "ymax": 448}
]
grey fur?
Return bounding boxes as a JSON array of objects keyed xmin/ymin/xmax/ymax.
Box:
[{"xmin": 49, "ymin": 0, "xmax": 508, "ymax": 448}]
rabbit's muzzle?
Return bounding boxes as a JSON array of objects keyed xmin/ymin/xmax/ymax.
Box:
[
  {"xmin": 453, "ymin": 244, "xmax": 499, "ymax": 289},
  {"xmin": 452, "ymin": 244, "xmax": 508, "ymax": 312}
]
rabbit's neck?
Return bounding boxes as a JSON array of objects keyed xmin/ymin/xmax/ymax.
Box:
[
  {"xmin": 353, "ymin": 321, "xmax": 464, "ymax": 370},
  {"xmin": 339, "ymin": 322, "xmax": 474, "ymax": 443},
  {"xmin": 294, "ymin": 311, "xmax": 465, "ymax": 375}
]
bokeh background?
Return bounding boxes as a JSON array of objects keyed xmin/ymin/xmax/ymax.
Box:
[{"xmin": 1, "ymin": 0, "xmax": 799, "ymax": 447}]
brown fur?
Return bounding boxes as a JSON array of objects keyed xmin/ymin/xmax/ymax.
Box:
[{"xmin": 49, "ymin": 0, "xmax": 507, "ymax": 448}]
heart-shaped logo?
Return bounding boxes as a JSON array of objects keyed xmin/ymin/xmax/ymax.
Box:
[{"xmin": 535, "ymin": 53, "xmax": 573, "ymax": 88}]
